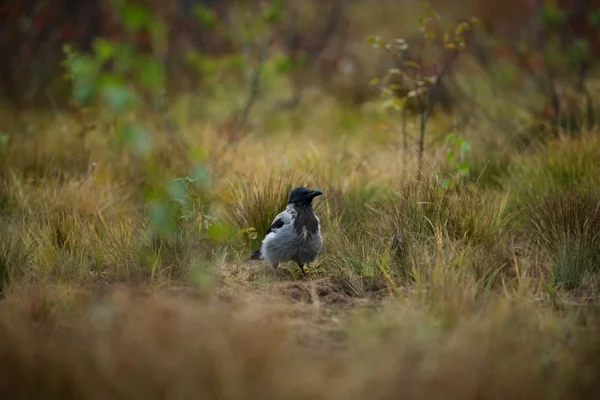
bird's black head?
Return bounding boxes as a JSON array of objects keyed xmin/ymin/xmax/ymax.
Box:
[{"xmin": 288, "ymin": 186, "xmax": 324, "ymax": 207}]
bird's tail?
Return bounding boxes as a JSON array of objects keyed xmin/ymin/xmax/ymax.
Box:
[{"xmin": 248, "ymin": 248, "xmax": 262, "ymax": 261}]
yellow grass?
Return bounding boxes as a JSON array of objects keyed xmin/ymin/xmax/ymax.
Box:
[{"xmin": 1, "ymin": 88, "xmax": 600, "ymax": 398}]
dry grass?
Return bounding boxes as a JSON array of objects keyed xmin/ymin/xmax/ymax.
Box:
[
  {"xmin": 526, "ymin": 189, "xmax": 600, "ymax": 289},
  {"xmin": 2, "ymin": 0, "xmax": 600, "ymax": 395},
  {"xmin": 1, "ymin": 89, "xmax": 600, "ymax": 397},
  {"xmin": 0, "ymin": 284, "xmax": 599, "ymax": 400}
]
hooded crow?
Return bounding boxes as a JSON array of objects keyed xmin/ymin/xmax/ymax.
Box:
[{"xmin": 250, "ymin": 186, "xmax": 324, "ymax": 275}]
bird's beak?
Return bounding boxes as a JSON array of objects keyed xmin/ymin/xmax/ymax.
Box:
[{"xmin": 310, "ymin": 189, "xmax": 324, "ymax": 198}]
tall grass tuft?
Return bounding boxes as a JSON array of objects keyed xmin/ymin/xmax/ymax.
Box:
[
  {"xmin": 507, "ymin": 135, "xmax": 600, "ymax": 204},
  {"xmin": 526, "ymin": 189, "xmax": 600, "ymax": 289},
  {"xmin": 319, "ymin": 181, "xmax": 395, "ymax": 232},
  {"xmin": 378, "ymin": 178, "xmax": 511, "ymax": 247},
  {"xmin": 223, "ymin": 174, "xmax": 301, "ymax": 239},
  {"xmin": 322, "ymin": 226, "xmax": 393, "ymax": 297}
]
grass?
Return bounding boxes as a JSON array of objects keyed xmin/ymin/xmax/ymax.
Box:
[
  {"xmin": 1, "ymin": 74, "xmax": 600, "ymax": 397},
  {"xmin": 505, "ymin": 133, "xmax": 600, "ymax": 205},
  {"xmin": 4, "ymin": 0, "xmax": 600, "ymax": 393},
  {"xmin": 0, "ymin": 284, "xmax": 599, "ymax": 399},
  {"xmin": 526, "ymin": 189, "xmax": 600, "ymax": 289}
]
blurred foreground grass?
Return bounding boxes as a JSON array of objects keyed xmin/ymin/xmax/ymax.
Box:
[
  {"xmin": 1, "ymin": 82, "xmax": 600, "ymax": 398},
  {"xmin": 1, "ymin": 284, "xmax": 599, "ymax": 399}
]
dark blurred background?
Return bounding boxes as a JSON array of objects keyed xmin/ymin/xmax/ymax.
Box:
[{"xmin": 2, "ymin": 0, "xmax": 600, "ymax": 134}]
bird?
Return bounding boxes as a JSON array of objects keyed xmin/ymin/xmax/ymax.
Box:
[{"xmin": 250, "ymin": 186, "xmax": 324, "ymax": 276}]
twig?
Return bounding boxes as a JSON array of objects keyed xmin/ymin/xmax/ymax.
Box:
[
  {"xmin": 418, "ymin": 49, "xmax": 460, "ymax": 173},
  {"xmin": 233, "ymin": 34, "xmax": 270, "ymax": 139}
]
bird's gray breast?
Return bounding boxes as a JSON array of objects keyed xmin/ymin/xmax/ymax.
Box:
[{"xmin": 260, "ymin": 205, "xmax": 322, "ymax": 265}]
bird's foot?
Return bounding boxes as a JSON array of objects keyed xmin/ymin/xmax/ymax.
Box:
[
  {"xmin": 298, "ymin": 266, "xmax": 308, "ymax": 280},
  {"xmin": 270, "ymin": 263, "xmax": 279, "ymax": 278}
]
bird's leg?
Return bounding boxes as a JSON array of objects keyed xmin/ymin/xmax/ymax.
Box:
[
  {"xmin": 271, "ymin": 262, "xmax": 279, "ymax": 275},
  {"xmin": 298, "ymin": 263, "xmax": 306, "ymax": 277}
]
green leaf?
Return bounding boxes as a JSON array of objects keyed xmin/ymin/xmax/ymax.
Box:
[
  {"xmin": 425, "ymin": 29, "xmax": 436, "ymax": 40},
  {"xmin": 368, "ymin": 36, "xmax": 383, "ymax": 48},
  {"xmin": 540, "ymin": 2, "xmax": 567, "ymax": 28},
  {"xmin": 591, "ymin": 9, "xmax": 600, "ymax": 27},
  {"xmin": 460, "ymin": 141, "xmax": 471, "ymax": 154},
  {"xmin": 404, "ymin": 60, "xmax": 421, "ymax": 69},
  {"xmin": 441, "ymin": 178, "xmax": 453, "ymax": 189},
  {"xmin": 272, "ymin": 54, "xmax": 294, "ymax": 75},
  {"xmin": 379, "ymin": 87, "xmax": 394, "ymax": 97},
  {"xmin": 222, "ymin": 54, "xmax": 245, "ymax": 71},
  {"xmin": 392, "ymin": 97, "xmax": 405, "ymax": 110},
  {"xmin": 446, "ymin": 150, "xmax": 455, "ymax": 163},
  {"xmin": 190, "ymin": 146, "xmax": 209, "ymax": 163},
  {"xmin": 193, "ymin": 5, "xmax": 218, "ymax": 29},
  {"xmin": 369, "ymin": 77, "xmax": 380, "ymax": 86},
  {"xmin": 0, "ymin": 133, "xmax": 8, "ymax": 148},
  {"xmin": 97, "ymin": 73, "xmax": 125, "ymax": 87},
  {"xmin": 101, "ymin": 83, "xmax": 138, "ymax": 112},
  {"xmin": 189, "ymin": 164, "xmax": 213, "ymax": 190},
  {"xmin": 263, "ymin": 0, "xmax": 284, "ymax": 24},
  {"xmin": 458, "ymin": 161, "xmax": 470, "ymax": 176},
  {"xmin": 114, "ymin": 44, "xmax": 135, "ymax": 73},
  {"xmin": 240, "ymin": 227, "xmax": 259, "ymax": 240},
  {"xmin": 381, "ymin": 98, "xmax": 396, "ymax": 111},
  {"xmin": 119, "ymin": 122, "xmax": 152, "ymax": 156},
  {"xmin": 94, "ymin": 39, "xmax": 118, "ymax": 63},
  {"xmin": 121, "ymin": 3, "xmax": 151, "ymax": 32},
  {"xmin": 137, "ymin": 58, "xmax": 165, "ymax": 93},
  {"xmin": 62, "ymin": 44, "xmax": 74, "ymax": 56},
  {"xmin": 444, "ymin": 132, "xmax": 456, "ymax": 143},
  {"xmin": 455, "ymin": 22, "xmax": 470, "ymax": 36},
  {"xmin": 207, "ymin": 221, "xmax": 236, "ymax": 243},
  {"xmin": 66, "ymin": 56, "xmax": 98, "ymax": 105},
  {"xmin": 167, "ymin": 179, "xmax": 188, "ymax": 205},
  {"xmin": 148, "ymin": 202, "xmax": 175, "ymax": 238},
  {"xmin": 185, "ymin": 50, "xmax": 216, "ymax": 77}
]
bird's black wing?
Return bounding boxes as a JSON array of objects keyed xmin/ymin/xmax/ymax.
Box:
[
  {"xmin": 266, "ymin": 210, "xmax": 293, "ymax": 234},
  {"xmin": 266, "ymin": 217, "xmax": 285, "ymax": 234}
]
